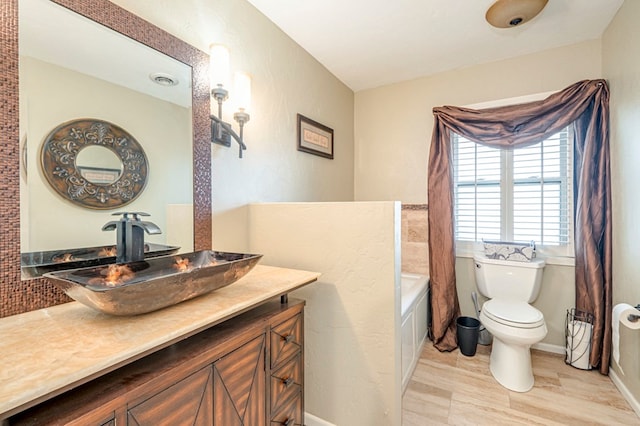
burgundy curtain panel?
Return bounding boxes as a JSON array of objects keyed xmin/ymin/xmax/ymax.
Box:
[{"xmin": 427, "ymin": 80, "xmax": 612, "ymax": 374}]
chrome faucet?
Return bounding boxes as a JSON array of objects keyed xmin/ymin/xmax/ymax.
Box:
[{"xmin": 102, "ymin": 212, "xmax": 162, "ymax": 263}]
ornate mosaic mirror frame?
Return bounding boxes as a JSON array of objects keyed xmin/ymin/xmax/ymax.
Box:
[{"xmin": 41, "ymin": 119, "xmax": 149, "ymax": 209}]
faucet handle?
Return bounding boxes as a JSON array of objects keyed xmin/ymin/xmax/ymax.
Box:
[{"xmin": 102, "ymin": 221, "xmax": 119, "ymax": 231}]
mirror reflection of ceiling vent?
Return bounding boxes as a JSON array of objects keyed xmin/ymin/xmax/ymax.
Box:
[{"xmin": 149, "ymin": 72, "xmax": 179, "ymax": 86}]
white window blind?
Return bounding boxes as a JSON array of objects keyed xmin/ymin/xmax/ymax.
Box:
[{"xmin": 453, "ymin": 127, "xmax": 573, "ymax": 257}]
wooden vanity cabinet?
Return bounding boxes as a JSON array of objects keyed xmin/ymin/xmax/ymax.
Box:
[{"xmin": 9, "ymin": 300, "xmax": 304, "ymax": 426}]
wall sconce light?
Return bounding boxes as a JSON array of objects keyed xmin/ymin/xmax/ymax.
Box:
[{"xmin": 209, "ymin": 44, "xmax": 251, "ymax": 158}]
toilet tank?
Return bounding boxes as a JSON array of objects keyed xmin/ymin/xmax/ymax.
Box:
[{"xmin": 473, "ymin": 254, "xmax": 546, "ymax": 302}]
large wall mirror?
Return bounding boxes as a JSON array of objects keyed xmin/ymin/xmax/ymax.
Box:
[{"xmin": 0, "ymin": 0, "xmax": 212, "ymax": 317}]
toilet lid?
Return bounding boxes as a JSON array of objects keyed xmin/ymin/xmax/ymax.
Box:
[{"xmin": 483, "ymin": 299, "xmax": 545, "ymax": 328}]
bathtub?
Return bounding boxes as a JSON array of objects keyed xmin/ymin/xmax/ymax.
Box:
[{"xmin": 401, "ymin": 273, "xmax": 429, "ymax": 392}]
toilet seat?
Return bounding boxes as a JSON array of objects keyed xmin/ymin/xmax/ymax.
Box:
[{"xmin": 483, "ymin": 299, "xmax": 545, "ymax": 329}]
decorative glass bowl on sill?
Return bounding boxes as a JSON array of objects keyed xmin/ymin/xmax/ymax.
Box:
[{"xmin": 44, "ymin": 251, "xmax": 262, "ymax": 316}]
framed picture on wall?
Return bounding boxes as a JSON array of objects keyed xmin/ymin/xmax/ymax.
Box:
[{"xmin": 297, "ymin": 114, "xmax": 334, "ymax": 159}]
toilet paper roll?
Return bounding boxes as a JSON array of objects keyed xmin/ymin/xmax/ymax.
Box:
[
  {"xmin": 620, "ymin": 307, "xmax": 640, "ymax": 330},
  {"xmin": 566, "ymin": 320, "xmax": 592, "ymax": 370},
  {"xmin": 612, "ymin": 303, "xmax": 640, "ymax": 372}
]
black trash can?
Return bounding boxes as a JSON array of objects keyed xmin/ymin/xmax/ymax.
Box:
[{"xmin": 457, "ymin": 316, "xmax": 480, "ymax": 356}]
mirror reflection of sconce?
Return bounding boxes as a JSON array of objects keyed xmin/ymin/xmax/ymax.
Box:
[{"xmin": 209, "ymin": 44, "xmax": 251, "ymax": 158}]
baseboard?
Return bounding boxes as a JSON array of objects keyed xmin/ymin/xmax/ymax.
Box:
[
  {"xmin": 532, "ymin": 342, "xmax": 565, "ymax": 355},
  {"xmin": 610, "ymin": 369, "xmax": 640, "ymax": 418},
  {"xmin": 305, "ymin": 412, "xmax": 336, "ymax": 426}
]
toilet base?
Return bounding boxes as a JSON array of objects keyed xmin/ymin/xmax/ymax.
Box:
[{"xmin": 489, "ymin": 337, "xmax": 534, "ymax": 392}]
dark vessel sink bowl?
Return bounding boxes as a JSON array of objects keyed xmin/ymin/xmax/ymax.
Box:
[
  {"xmin": 21, "ymin": 243, "xmax": 180, "ymax": 279},
  {"xmin": 43, "ymin": 251, "xmax": 262, "ymax": 316}
]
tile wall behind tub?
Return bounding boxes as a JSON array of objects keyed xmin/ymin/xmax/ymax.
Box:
[{"xmin": 401, "ymin": 204, "xmax": 429, "ymax": 275}]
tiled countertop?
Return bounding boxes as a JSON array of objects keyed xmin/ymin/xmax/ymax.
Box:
[{"xmin": 0, "ymin": 265, "xmax": 320, "ymax": 419}]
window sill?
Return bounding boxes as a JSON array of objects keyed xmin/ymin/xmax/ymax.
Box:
[{"xmin": 455, "ymin": 249, "xmax": 575, "ymax": 267}]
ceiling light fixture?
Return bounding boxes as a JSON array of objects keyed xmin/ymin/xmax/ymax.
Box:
[
  {"xmin": 485, "ymin": 0, "xmax": 548, "ymax": 28},
  {"xmin": 149, "ymin": 72, "xmax": 179, "ymax": 86}
]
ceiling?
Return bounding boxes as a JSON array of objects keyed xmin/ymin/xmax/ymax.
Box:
[
  {"xmin": 246, "ymin": 0, "xmax": 624, "ymax": 92},
  {"xmin": 20, "ymin": 0, "xmax": 192, "ymax": 107}
]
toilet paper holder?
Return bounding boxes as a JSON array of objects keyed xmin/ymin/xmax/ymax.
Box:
[
  {"xmin": 565, "ymin": 308, "xmax": 594, "ymax": 370},
  {"xmin": 626, "ymin": 304, "xmax": 640, "ymax": 322}
]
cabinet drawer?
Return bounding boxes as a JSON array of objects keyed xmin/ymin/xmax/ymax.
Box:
[
  {"xmin": 270, "ymin": 392, "xmax": 302, "ymax": 426},
  {"xmin": 270, "ymin": 352, "xmax": 302, "ymax": 413},
  {"xmin": 270, "ymin": 313, "xmax": 302, "ymax": 368}
]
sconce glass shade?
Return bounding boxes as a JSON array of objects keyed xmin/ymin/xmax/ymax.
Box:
[
  {"xmin": 209, "ymin": 44, "xmax": 230, "ymax": 88},
  {"xmin": 234, "ymin": 72, "xmax": 252, "ymax": 112},
  {"xmin": 486, "ymin": 0, "xmax": 548, "ymax": 28}
]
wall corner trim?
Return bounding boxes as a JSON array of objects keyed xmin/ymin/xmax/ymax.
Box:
[{"xmin": 610, "ymin": 369, "xmax": 640, "ymax": 418}]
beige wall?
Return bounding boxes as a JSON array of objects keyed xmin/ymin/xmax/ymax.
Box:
[
  {"xmin": 110, "ymin": 0, "xmax": 355, "ymax": 253},
  {"xmin": 354, "ymin": 39, "xmax": 601, "ymax": 203},
  {"xmin": 20, "ymin": 57, "xmax": 192, "ymax": 252},
  {"xmin": 248, "ymin": 202, "xmax": 401, "ymax": 426},
  {"xmin": 355, "ymin": 40, "xmax": 603, "ymax": 348},
  {"xmin": 603, "ymin": 0, "xmax": 640, "ymax": 407}
]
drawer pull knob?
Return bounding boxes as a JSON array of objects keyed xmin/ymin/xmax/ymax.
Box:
[
  {"xmin": 283, "ymin": 418, "xmax": 294, "ymax": 426},
  {"xmin": 284, "ymin": 334, "xmax": 295, "ymax": 343},
  {"xmin": 282, "ymin": 377, "xmax": 294, "ymax": 387}
]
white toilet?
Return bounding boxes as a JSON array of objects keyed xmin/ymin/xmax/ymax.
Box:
[{"xmin": 473, "ymin": 254, "xmax": 547, "ymax": 392}]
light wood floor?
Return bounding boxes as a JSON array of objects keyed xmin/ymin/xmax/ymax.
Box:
[{"xmin": 402, "ymin": 342, "xmax": 639, "ymax": 425}]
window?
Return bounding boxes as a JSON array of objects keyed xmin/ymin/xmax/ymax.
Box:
[{"xmin": 453, "ymin": 127, "xmax": 573, "ymax": 258}]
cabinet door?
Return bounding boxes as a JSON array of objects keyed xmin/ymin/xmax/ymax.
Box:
[
  {"xmin": 213, "ymin": 334, "xmax": 266, "ymax": 426},
  {"xmin": 127, "ymin": 367, "xmax": 213, "ymax": 426}
]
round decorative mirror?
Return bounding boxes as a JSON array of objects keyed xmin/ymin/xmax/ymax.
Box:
[
  {"xmin": 75, "ymin": 145, "xmax": 124, "ymax": 184},
  {"xmin": 40, "ymin": 119, "xmax": 148, "ymax": 209}
]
